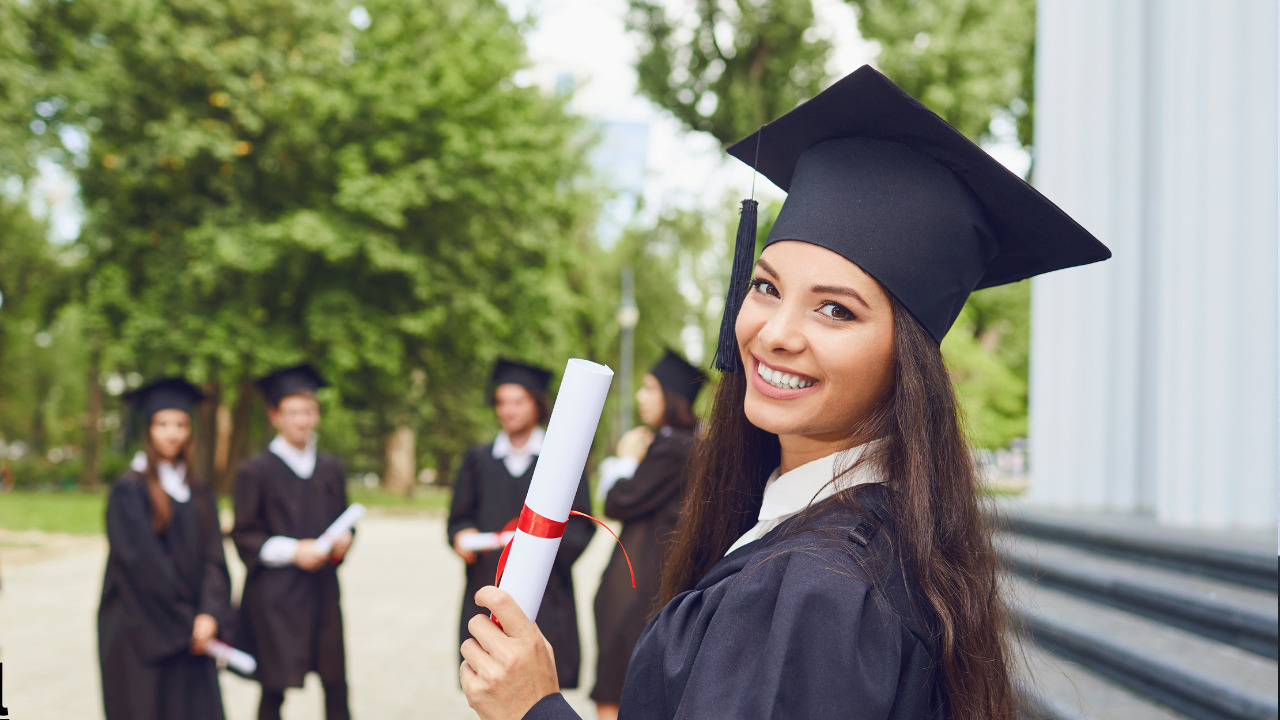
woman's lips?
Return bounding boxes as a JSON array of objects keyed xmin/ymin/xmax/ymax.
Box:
[{"xmin": 748, "ymin": 356, "xmax": 822, "ymax": 401}]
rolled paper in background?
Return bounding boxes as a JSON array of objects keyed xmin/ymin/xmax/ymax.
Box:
[
  {"xmin": 313, "ymin": 503, "xmax": 366, "ymax": 554},
  {"xmin": 457, "ymin": 531, "xmax": 516, "ymax": 552},
  {"xmin": 497, "ymin": 359, "xmax": 613, "ymax": 623},
  {"xmin": 206, "ymin": 639, "xmax": 258, "ymax": 675}
]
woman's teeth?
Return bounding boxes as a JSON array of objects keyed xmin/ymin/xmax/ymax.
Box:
[{"xmin": 757, "ymin": 362, "xmax": 816, "ymax": 390}]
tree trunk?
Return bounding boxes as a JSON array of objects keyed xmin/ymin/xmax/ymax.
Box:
[
  {"xmin": 433, "ymin": 450, "xmax": 454, "ymax": 488},
  {"xmin": 194, "ymin": 381, "xmax": 221, "ymax": 486},
  {"xmin": 384, "ymin": 425, "xmax": 415, "ymax": 494},
  {"xmin": 81, "ymin": 340, "xmax": 102, "ymax": 488},
  {"xmin": 217, "ymin": 380, "xmax": 256, "ymax": 495}
]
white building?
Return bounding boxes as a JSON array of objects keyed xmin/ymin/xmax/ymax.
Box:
[{"xmin": 1029, "ymin": 0, "xmax": 1278, "ymax": 531}]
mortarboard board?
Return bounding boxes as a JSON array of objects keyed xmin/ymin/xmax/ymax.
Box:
[
  {"xmin": 713, "ymin": 65, "xmax": 1111, "ymax": 371},
  {"xmin": 488, "ymin": 358, "xmax": 553, "ymax": 403},
  {"xmin": 649, "ymin": 349, "xmax": 705, "ymax": 405},
  {"xmin": 255, "ymin": 364, "xmax": 329, "ymax": 407},
  {"xmin": 123, "ymin": 377, "xmax": 206, "ymax": 425}
]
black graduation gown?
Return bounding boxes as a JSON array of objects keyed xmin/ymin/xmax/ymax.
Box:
[
  {"xmin": 524, "ymin": 484, "xmax": 947, "ymax": 720},
  {"xmin": 447, "ymin": 441, "xmax": 595, "ymax": 688},
  {"xmin": 230, "ymin": 450, "xmax": 350, "ymax": 691},
  {"xmin": 592, "ymin": 427, "xmax": 694, "ymax": 704},
  {"xmin": 98, "ymin": 473, "xmax": 232, "ymax": 720}
]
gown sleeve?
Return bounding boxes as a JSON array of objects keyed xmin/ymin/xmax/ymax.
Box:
[
  {"xmin": 603, "ymin": 435, "xmax": 689, "ymax": 522},
  {"xmin": 447, "ymin": 448, "xmax": 481, "ymax": 542},
  {"xmin": 197, "ymin": 485, "xmax": 234, "ymax": 632},
  {"xmin": 524, "ymin": 693, "xmax": 582, "ymax": 720},
  {"xmin": 231, "ymin": 461, "xmax": 270, "ymax": 575},
  {"xmin": 673, "ymin": 547, "xmax": 919, "ymax": 720},
  {"xmin": 104, "ymin": 480, "xmax": 198, "ymax": 663}
]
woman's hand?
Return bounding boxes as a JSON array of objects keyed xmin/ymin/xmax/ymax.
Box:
[
  {"xmin": 453, "ymin": 528, "xmax": 480, "ymax": 564},
  {"xmin": 460, "ymin": 586, "xmax": 559, "ymax": 720},
  {"xmin": 293, "ymin": 539, "xmax": 330, "ymax": 571},
  {"xmin": 616, "ymin": 426, "xmax": 654, "ymax": 462},
  {"xmin": 329, "ymin": 531, "xmax": 354, "ymax": 564},
  {"xmin": 190, "ymin": 613, "xmax": 218, "ymax": 655}
]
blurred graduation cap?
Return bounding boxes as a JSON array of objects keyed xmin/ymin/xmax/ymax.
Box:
[
  {"xmin": 649, "ymin": 349, "xmax": 705, "ymax": 405},
  {"xmin": 123, "ymin": 377, "xmax": 207, "ymax": 423},
  {"xmin": 713, "ymin": 65, "xmax": 1111, "ymax": 371},
  {"xmin": 255, "ymin": 364, "xmax": 329, "ymax": 407},
  {"xmin": 488, "ymin": 358, "xmax": 553, "ymax": 402}
]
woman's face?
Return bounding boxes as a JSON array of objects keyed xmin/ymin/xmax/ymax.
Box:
[
  {"xmin": 495, "ymin": 383, "xmax": 540, "ymax": 436},
  {"xmin": 735, "ymin": 241, "xmax": 896, "ymax": 445},
  {"xmin": 636, "ymin": 374, "xmax": 666, "ymax": 428},
  {"xmin": 150, "ymin": 409, "xmax": 191, "ymax": 461}
]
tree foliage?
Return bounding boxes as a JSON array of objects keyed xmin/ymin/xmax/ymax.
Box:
[
  {"xmin": 18, "ymin": 0, "xmax": 608, "ymax": 487},
  {"xmin": 626, "ymin": 0, "xmax": 831, "ymax": 145}
]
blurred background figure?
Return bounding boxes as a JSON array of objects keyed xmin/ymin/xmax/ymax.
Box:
[
  {"xmin": 231, "ymin": 365, "xmax": 354, "ymax": 720},
  {"xmin": 448, "ymin": 359, "xmax": 596, "ymax": 690},
  {"xmin": 99, "ymin": 378, "xmax": 231, "ymax": 720},
  {"xmin": 591, "ymin": 350, "xmax": 702, "ymax": 720}
]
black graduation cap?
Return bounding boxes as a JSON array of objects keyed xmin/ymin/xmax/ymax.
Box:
[
  {"xmin": 123, "ymin": 377, "xmax": 206, "ymax": 424},
  {"xmin": 713, "ymin": 65, "xmax": 1111, "ymax": 371},
  {"xmin": 488, "ymin": 358, "xmax": 553, "ymax": 402},
  {"xmin": 255, "ymin": 364, "xmax": 329, "ymax": 407},
  {"xmin": 649, "ymin": 349, "xmax": 705, "ymax": 405}
]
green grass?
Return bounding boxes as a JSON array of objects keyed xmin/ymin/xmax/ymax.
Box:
[
  {"xmin": 0, "ymin": 483, "xmax": 450, "ymax": 537},
  {"xmin": 0, "ymin": 489, "xmax": 108, "ymax": 535},
  {"xmin": 346, "ymin": 484, "xmax": 451, "ymax": 515}
]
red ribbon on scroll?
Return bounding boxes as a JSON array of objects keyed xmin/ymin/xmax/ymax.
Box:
[{"xmin": 494, "ymin": 505, "xmax": 635, "ymax": 589}]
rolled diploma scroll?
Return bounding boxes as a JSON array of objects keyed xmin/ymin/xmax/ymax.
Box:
[
  {"xmin": 206, "ymin": 639, "xmax": 258, "ymax": 675},
  {"xmin": 458, "ymin": 531, "xmax": 516, "ymax": 552},
  {"xmin": 313, "ymin": 503, "xmax": 366, "ymax": 555},
  {"xmin": 497, "ymin": 358, "xmax": 613, "ymax": 623}
]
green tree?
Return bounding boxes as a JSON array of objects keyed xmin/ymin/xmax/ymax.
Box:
[
  {"xmin": 847, "ymin": 0, "xmax": 1036, "ymax": 147},
  {"xmin": 626, "ymin": 0, "xmax": 831, "ymax": 145},
  {"xmin": 25, "ymin": 0, "xmax": 604, "ymax": 489}
]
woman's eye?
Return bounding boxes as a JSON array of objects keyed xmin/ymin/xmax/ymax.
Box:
[
  {"xmin": 819, "ymin": 302, "xmax": 855, "ymax": 321},
  {"xmin": 749, "ymin": 278, "xmax": 779, "ymax": 297}
]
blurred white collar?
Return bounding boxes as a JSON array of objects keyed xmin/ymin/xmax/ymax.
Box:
[
  {"xmin": 270, "ymin": 435, "xmax": 317, "ymax": 479},
  {"xmin": 493, "ymin": 427, "xmax": 544, "ymax": 477},
  {"xmin": 130, "ymin": 451, "xmax": 190, "ymax": 503},
  {"xmin": 492, "ymin": 426, "xmax": 544, "ymax": 459}
]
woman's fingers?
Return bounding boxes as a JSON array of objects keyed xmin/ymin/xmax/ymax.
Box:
[{"xmin": 474, "ymin": 586, "xmax": 536, "ymax": 639}]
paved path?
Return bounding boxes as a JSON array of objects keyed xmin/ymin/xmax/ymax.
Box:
[{"xmin": 0, "ymin": 514, "xmax": 614, "ymax": 719}]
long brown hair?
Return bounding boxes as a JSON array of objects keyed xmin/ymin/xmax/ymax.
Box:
[
  {"xmin": 660, "ymin": 295, "xmax": 1014, "ymax": 719},
  {"xmin": 140, "ymin": 421, "xmax": 198, "ymax": 533}
]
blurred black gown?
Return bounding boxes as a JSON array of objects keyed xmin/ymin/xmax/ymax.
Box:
[
  {"xmin": 98, "ymin": 472, "xmax": 232, "ymax": 720},
  {"xmin": 447, "ymin": 441, "xmax": 595, "ymax": 688},
  {"xmin": 230, "ymin": 451, "xmax": 351, "ymax": 691},
  {"xmin": 591, "ymin": 426, "xmax": 694, "ymax": 704},
  {"xmin": 523, "ymin": 484, "xmax": 947, "ymax": 720}
]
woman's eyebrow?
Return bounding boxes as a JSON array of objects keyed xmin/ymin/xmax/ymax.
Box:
[
  {"xmin": 811, "ymin": 284, "xmax": 872, "ymax": 311},
  {"xmin": 754, "ymin": 258, "xmax": 780, "ymax": 278}
]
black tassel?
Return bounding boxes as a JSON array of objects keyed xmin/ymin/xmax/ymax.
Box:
[{"xmin": 713, "ymin": 198, "xmax": 758, "ymax": 372}]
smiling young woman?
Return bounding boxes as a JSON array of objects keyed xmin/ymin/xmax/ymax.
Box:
[{"xmin": 459, "ymin": 65, "xmax": 1110, "ymax": 720}]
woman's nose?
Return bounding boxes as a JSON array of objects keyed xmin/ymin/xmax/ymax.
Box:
[{"xmin": 756, "ymin": 303, "xmax": 807, "ymax": 354}]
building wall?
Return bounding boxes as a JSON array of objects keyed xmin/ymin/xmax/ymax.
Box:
[{"xmin": 1029, "ymin": 0, "xmax": 1278, "ymax": 530}]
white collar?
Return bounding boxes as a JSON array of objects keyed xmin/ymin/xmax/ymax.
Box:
[
  {"xmin": 725, "ymin": 440, "xmax": 882, "ymax": 555},
  {"xmin": 130, "ymin": 451, "xmax": 190, "ymax": 503},
  {"xmin": 492, "ymin": 426, "xmax": 545, "ymax": 460},
  {"xmin": 269, "ymin": 435, "xmax": 318, "ymax": 479},
  {"xmin": 758, "ymin": 441, "xmax": 881, "ymax": 522}
]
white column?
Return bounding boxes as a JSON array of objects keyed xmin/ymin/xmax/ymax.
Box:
[{"xmin": 1029, "ymin": 0, "xmax": 1278, "ymax": 530}]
